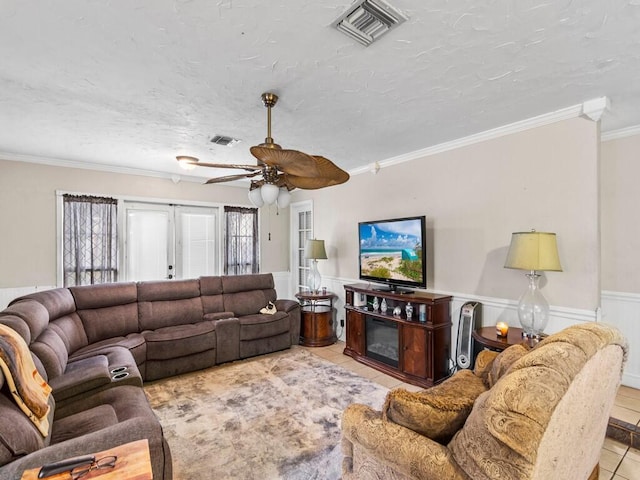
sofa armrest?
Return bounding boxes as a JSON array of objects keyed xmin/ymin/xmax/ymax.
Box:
[
  {"xmin": 274, "ymin": 299, "xmax": 299, "ymax": 313},
  {"xmin": 50, "ymin": 356, "xmax": 111, "ymax": 402},
  {"xmin": 0, "ymin": 417, "xmax": 167, "ymax": 479},
  {"xmin": 275, "ymin": 300, "xmax": 301, "ymax": 346},
  {"xmin": 342, "ymin": 403, "xmax": 469, "ymax": 480}
]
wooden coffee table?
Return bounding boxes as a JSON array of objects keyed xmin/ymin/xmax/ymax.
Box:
[{"xmin": 21, "ymin": 439, "xmax": 152, "ymax": 480}]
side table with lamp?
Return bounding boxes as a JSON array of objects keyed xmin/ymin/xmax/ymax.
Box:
[
  {"xmin": 504, "ymin": 230, "xmax": 562, "ymax": 339},
  {"xmin": 295, "ymin": 290, "xmax": 338, "ymax": 347}
]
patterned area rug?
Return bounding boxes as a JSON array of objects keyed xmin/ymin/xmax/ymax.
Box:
[{"xmin": 144, "ymin": 347, "xmax": 389, "ymax": 480}]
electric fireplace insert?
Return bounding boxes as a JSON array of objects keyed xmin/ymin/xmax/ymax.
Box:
[{"xmin": 365, "ymin": 317, "xmax": 399, "ymax": 368}]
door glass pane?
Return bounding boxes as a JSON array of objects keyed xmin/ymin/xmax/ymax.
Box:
[
  {"xmin": 126, "ymin": 209, "xmax": 170, "ymax": 281},
  {"xmin": 177, "ymin": 209, "xmax": 217, "ymax": 279}
]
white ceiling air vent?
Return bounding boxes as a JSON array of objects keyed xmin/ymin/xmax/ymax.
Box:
[
  {"xmin": 332, "ymin": 0, "xmax": 408, "ymax": 47},
  {"xmin": 210, "ymin": 135, "xmax": 240, "ymax": 147}
]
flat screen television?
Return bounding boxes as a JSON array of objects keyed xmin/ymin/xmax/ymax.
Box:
[{"xmin": 358, "ymin": 215, "xmax": 427, "ymax": 292}]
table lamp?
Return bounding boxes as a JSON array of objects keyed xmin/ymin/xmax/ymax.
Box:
[
  {"xmin": 305, "ymin": 239, "xmax": 327, "ymax": 293},
  {"xmin": 504, "ymin": 230, "xmax": 562, "ymax": 339}
]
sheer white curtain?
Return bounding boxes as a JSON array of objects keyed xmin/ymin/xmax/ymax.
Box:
[
  {"xmin": 224, "ymin": 206, "xmax": 259, "ymax": 275},
  {"xmin": 63, "ymin": 194, "xmax": 118, "ymax": 286}
]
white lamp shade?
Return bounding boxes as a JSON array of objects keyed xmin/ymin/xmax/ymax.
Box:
[
  {"xmin": 248, "ymin": 187, "xmax": 264, "ymax": 207},
  {"xmin": 261, "ymin": 183, "xmax": 280, "ymax": 205},
  {"xmin": 277, "ymin": 187, "xmax": 291, "ymax": 208}
]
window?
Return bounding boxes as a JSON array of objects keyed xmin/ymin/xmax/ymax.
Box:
[
  {"xmin": 63, "ymin": 194, "xmax": 118, "ymax": 286},
  {"xmin": 224, "ymin": 206, "xmax": 259, "ymax": 275}
]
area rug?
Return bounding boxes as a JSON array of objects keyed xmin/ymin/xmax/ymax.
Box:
[{"xmin": 144, "ymin": 348, "xmax": 389, "ymax": 480}]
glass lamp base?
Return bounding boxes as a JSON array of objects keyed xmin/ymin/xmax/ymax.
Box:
[
  {"xmin": 307, "ymin": 260, "xmax": 321, "ymax": 293},
  {"xmin": 517, "ymin": 272, "xmax": 550, "ymax": 339}
]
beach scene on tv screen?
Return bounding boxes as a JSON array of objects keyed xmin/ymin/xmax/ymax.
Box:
[{"xmin": 359, "ymin": 219, "xmax": 424, "ymax": 283}]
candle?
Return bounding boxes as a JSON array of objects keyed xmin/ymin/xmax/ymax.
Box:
[{"xmin": 496, "ymin": 322, "xmax": 509, "ymax": 337}]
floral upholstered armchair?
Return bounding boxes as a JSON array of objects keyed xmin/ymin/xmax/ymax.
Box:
[{"xmin": 342, "ymin": 322, "xmax": 628, "ymax": 480}]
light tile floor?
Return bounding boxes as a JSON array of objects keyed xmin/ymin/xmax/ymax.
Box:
[{"xmin": 301, "ymin": 341, "xmax": 640, "ymax": 480}]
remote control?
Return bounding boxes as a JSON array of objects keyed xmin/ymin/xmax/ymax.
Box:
[{"xmin": 37, "ymin": 455, "xmax": 95, "ymax": 478}]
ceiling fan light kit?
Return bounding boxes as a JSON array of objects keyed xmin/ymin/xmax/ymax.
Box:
[
  {"xmin": 176, "ymin": 92, "xmax": 349, "ymax": 208},
  {"xmin": 176, "ymin": 155, "xmax": 199, "ymax": 171}
]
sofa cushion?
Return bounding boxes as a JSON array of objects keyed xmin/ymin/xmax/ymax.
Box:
[
  {"xmin": 138, "ymin": 297, "xmax": 204, "ymax": 331},
  {"xmin": 383, "ymin": 369, "xmax": 487, "ymax": 444},
  {"xmin": 70, "ymin": 282, "xmax": 138, "ymax": 310},
  {"xmin": 0, "ymin": 315, "xmax": 32, "ymax": 345},
  {"xmin": 49, "ymin": 314, "xmax": 89, "ymax": 355},
  {"xmin": 0, "ymin": 300, "xmax": 49, "ymax": 344},
  {"xmin": 29, "ymin": 329, "xmax": 69, "ymax": 379},
  {"xmin": 224, "ymin": 290, "xmax": 277, "ymax": 317},
  {"xmin": 76, "ymin": 304, "xmax": 140, "ymax": 345},
  {"xmin": 70, "ymin": 334, "xmax": 146, "ymax": 366},
  {"xmin": 221, "ymin": 273, "xmax": 274, "ymax": 293},
  {"xmin": 221, "ymin": 274, "xmax": 277, "ymax": 317},
  {"xmin": 50, "ymin": 404, "xmax": 118, "ymax": 444},
  {"xmin": 11, "ymin": 289, "xmax": 76, "ymax": 322},
  {"xmin": 70, "ymin": 282, "xmax": 140, "ymax": 345},
  {"xmin": 137, "ymin": 279, "xmax": 201, "ymax": 302},
  {"xmin": 0, "ymin": 393, "xmax": 46, "ymax": 466},
  {"xmin": 203, "ymin": 312, "xmax": 234, "ymax": 321},
  {"xmin": 137, "ymin": 279, "xmax": 204, "ymax": 330},
  {"xmin": 473, "ymin": 349, "xmax": 499, "ymax": 387},
  {"xmin": 238, "ymin": 313, "xmax": 289, "ymax": 341},
  {"xmin": 200, "ymin": 276, "xmax": 226, "ymax": 314},
  {"xmin": 144, "ymin": 322, "xmax": 216, "ymax": 360}
]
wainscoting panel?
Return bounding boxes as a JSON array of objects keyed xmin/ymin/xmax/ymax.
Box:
[
  {"xmin": 602, "ymin": 291, "xmax": 640, "ymax": 389},
  {"xmin": 313, "ymin": 276, "xmax": 635, "ymax": 385}
]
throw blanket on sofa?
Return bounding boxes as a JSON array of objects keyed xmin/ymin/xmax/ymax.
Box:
[{"xmin": 0, "ymin": 324, "xmax": 51, "ymax": 436}]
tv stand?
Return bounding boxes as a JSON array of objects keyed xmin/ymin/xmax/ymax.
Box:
[{"xmin": 343, "ymin": 284, "xmax": 452, "ymax": 388}]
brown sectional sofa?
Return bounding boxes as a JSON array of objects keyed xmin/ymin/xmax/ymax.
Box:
[{"xmin": 0, "ymin": 273, "xmax": 300, "ymax": 479}]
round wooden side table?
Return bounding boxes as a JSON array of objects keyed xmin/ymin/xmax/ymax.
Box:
[
  {"xmin": 472, "ymin": 326, "xmax": 525, "ymax": 352},
  {"xmin": 295, "ymin": 291, "xmax": 337, "ymax": 347}
]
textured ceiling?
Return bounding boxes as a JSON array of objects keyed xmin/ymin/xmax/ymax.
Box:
[{"xmin": 1, "ymin": 1, "xmax": 639, "ymax": 183}]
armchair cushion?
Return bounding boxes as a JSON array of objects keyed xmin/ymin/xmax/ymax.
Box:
[
  {"xmin": 342, "ymin": 403, "xmax": 469, "ymax": 480},
  {"xmin": 382, "ymin": 369, "xmax": 487, "ymax": 444},
  {"xmin": 486, "ymin": 343, "xmax": 530, "ymax": 387},
  {"xmin": 473, "ymin": 349, "xmax": 499, "ymax": 386}
]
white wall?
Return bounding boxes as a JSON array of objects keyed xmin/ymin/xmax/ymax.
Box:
[
  {"xmin": 600, "ymin": 132, "xmax": 640, "ymax": 388},
  {"xmin": 294, "ymin": 116, "xmax": 601, "ymax": 314},
  {"xmin": 293, "ymin": 116, "xmax": 640, "ymax": 385},
  {"xmin": 0, "ymin": 158, "xmax": 290, "ymax": 288}
]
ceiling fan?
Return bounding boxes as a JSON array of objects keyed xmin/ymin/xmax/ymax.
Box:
[{"xmin": 176, "ymin": 92, "xmax": 350, "ymax": 207}]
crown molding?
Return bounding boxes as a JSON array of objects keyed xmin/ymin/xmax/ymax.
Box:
[
  {"xmin": 351, "ymin": 98, "xmax": 602, "ymax": 176},
  {"xmin": 601, "ymin": 124, "xmax": 640, "ymax": 142},
  {"xmin": 0, "ymin": 150, "xmax": 245, "ymax": 186}
]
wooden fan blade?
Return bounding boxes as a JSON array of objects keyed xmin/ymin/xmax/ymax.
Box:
[
  {"xmin": 197, "ymin": 162, "xmax": 262, "ymax": 172},
  {"xmin": 284, "ymin": 175, "xmax": 337, "ymax": 190},
  {"xmin": 310, "ymin": 156, "xmax": 350, "ymax": 184},
  {"xmin": 282, "ymin": 156, "xmax": 349, "ymax": 190},
  {"xmin": 205, "ymin": 171, "xmax": 261, "ymax": 184},
  {"xmin": 250, "ymin": 147, "xmax": 320, "ymax": 177}
]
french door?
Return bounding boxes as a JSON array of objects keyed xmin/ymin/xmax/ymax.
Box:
[
  {"xmin": 289, "ymin": 200, "xmax": 313, "ymax": 296},
  {"xmin": 122, "ymin": 202, "xmax": 219, "ymax": 282}
]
